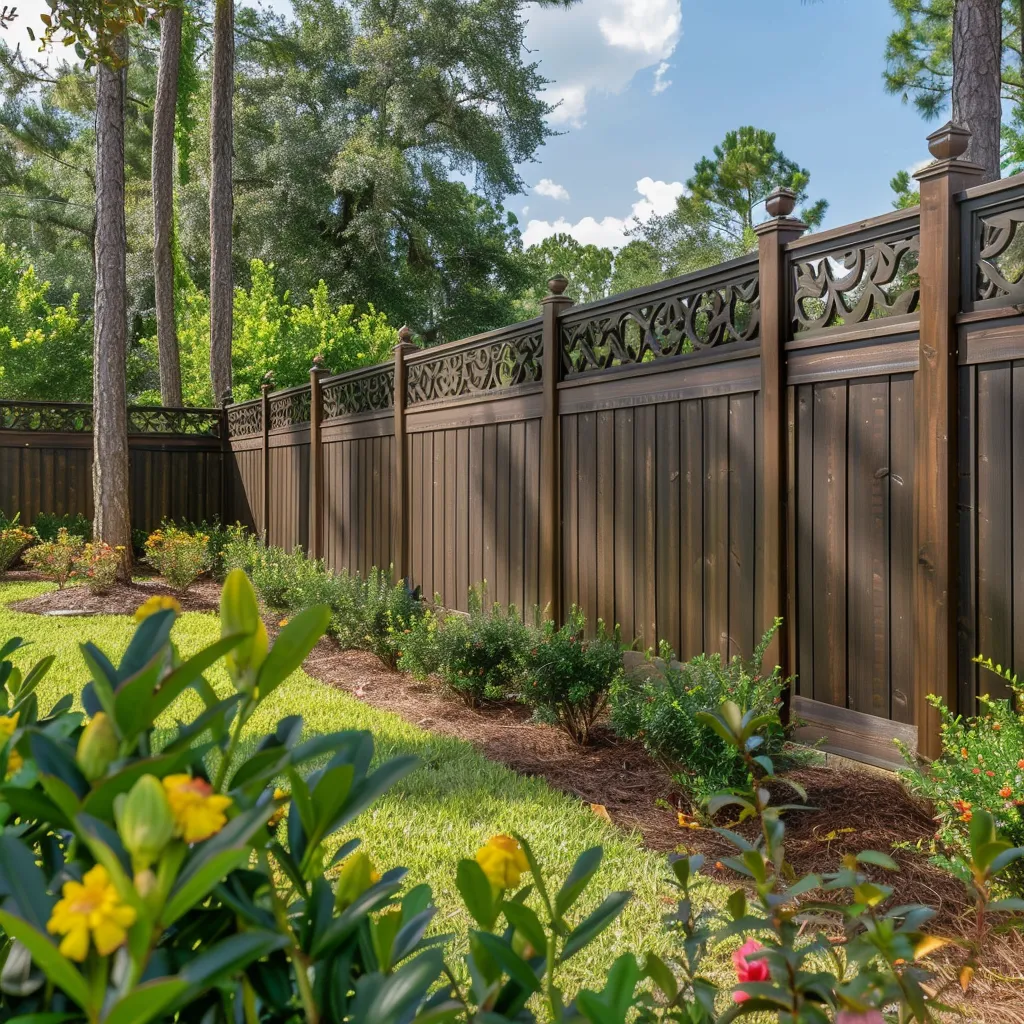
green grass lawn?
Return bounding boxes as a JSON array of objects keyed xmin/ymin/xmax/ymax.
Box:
[{"xmin": 0, "ymin": 580, "xmax": 728, "ymax": 995}]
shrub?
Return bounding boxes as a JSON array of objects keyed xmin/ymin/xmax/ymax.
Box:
[
  {"xmin": 656, "ymin": 699, "xmax": 1024, "ymax": 1022},
  {"xmin": 74, "ymin": 541, "xmax": 123, "ymax": 594},
  {"xmin": 330, "ymin": 565, "xmax": 422, "ymax": 667},
  {"xmin": 33, "ymin": 511, "xmax": 92, "ymax": 543},
  {"xmin": 520, "ymin": 606, "xmax": 623, "ymax": 744},
  {"xmin": 609, "ymin": 618, "xmax": 788, "ymax": 806},
  {"xmin": 0, "ymin": 520, "xmax": 34, "ymax": 575},
  {"xmin": 400, "ymin": 585, "xmax": 531, "ymax": 706},
  {"xmin": 901, "ymin": 655, "xmax": 1024, "ymax": 894},
  {"xmin": 221, "ymin": 527, "xmax": 263, "ymax": 578},
  {"xmin": 22, "ymin": 527, "xmax": 84, "ymax": 588},
  {"xmin": 143, "ymin": 524, "xmax": 212, "ymax": 592}
]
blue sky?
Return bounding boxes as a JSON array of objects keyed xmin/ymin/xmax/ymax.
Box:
[{"xmin": 10, "ymin": 0, "xmax": 940, "ymax": 248}]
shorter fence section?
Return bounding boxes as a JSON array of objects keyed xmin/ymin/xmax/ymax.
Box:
[{"xmin": 0, "ymin": 402, "xmax": 227, "ymax": 532}]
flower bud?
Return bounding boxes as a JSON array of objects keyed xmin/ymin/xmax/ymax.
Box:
[
  {"xmin": 116, "ymin": 775, "xmax": 175, "ymax": 872},
  {"xmin": 334, "ymin": 851, "xmax": 381, "ymax": 911},
  {"xmin": 221, "ymin": 570, "xmax": 269, "ymax": 692},
  {"xmin": 76, "ymin": 712, "xmax": 119, "ymax": 782}
]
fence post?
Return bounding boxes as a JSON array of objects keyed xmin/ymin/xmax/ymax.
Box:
[
  {"xmin": 308, "ymin": 355, "xmax": 327, "ymax": 560},
  {"xmin": 912, "ymin": 123, "xmax": 984, "ymax": 760},
  {"xmin": 539, "ymin": 276, "xmax": 571, "ymax": 624},
  {"xmin": 392, "ymin": 326, "xmax": 415, "ymax": 585},
  {"xmin": 754, "ymin": 188, "xmax": 805, "ymax": 692},
  {"xmin": 261, "ymin": 377, "xmax": 272, "ymax": 543}
]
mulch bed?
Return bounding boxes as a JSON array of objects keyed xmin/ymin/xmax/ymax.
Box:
[{"xmin": 8, "ymin": 576, "xmax": 221, "ymax": 616}]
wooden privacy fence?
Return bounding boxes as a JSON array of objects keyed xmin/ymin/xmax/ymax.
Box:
[
  {"xmin": 0, "ymin": 403, "xmax": 227, "ymax": 533},
  {"xmin": 226, "ymin": 125, "xmax": 1024, "ymax": 768}
]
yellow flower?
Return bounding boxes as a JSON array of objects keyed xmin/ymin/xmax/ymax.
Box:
[
  {"xmin": 0, "ymin": 712, "xmax": 21, "ymax": 774},
  {"xmin": 475, "ymin": 834, "xmax": 529, "ymax": 890},
  {"xmin": 268, "ymin": 787, "xmax": 289, "ymax": 829},
  {"xmin": 134, "ymin": 595, "xmax": 182, "ymax": 622},
  {"xmin": 46, "ymin": 864, "xmax": 137, "ymax": 962},
  {"xmin": 162, "ymin": 774, "xmax": 232, "ymax": 843}
]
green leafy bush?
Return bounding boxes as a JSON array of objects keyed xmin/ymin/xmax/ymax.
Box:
[
  {"xmin": 609, "ymin": 619, "xmax": 788, "ymax": 806},
  {"xmin": 143, "ymin": 524, "xmax": 213, "ymax": 593},
  {"xmin": 400, "ymin": 585, "xmax": 531, "ymax": 706},
  {"xmin": 901, "ymin": 656, "xmax": 1024, "ymax": 894},
  {"xmin": 0, "ymin": 520, "xmax": 34, "ymax": 575},
  {"xmin": 520, "ymin": 607, "xmax": 623, "ymax": 744},
  {"xmin": 22, "ymin": 527, "xmax": 84, "ymax": 588},
  {"xmin": 33, "ymin": 512, "xmax": 92, "ymax": 543},
  {"xmin": 74, "ymin": 540, "xmax": 123, "ymax": 594}
]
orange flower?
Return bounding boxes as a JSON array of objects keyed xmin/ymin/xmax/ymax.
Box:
[
  {"xmin": 961, "ymin": 748, "xmax": 969, "ymax": 759},
  {"xmin": 986, "ymin": 770, "xmax": 995, "ymax": 777},
  {"xmin": 1000, "ymin": 786, "xmax": 1013, "ymax": 799},
  {"xmin": 992, "ymin": 722, "xmax": 1002, "ymax": 731},
  {"xmin": 973, "ymin": 768, "xmax": 981, "ymax": 775}
]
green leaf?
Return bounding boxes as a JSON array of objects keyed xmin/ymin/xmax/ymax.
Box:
[
  {"xmin": 856, "ymin": 850, "xmax": 899, "ymax": 871},
  {"xmin": 117, "ymin": 611, "xmax": 175, "ymax": 682},
  {"xmin": 256, "ymin": 604, "xmax": 331, "ymax": 699},
  {"xmin": 0, "ymin": 834, "xmax": 55, "ymax": 931},
  {"xmin": 642, "ymin": 952, "xmax": 677, "ymax": 1001},
  {"xmin": 79, "ymin": 643, "xmax": 117, "ymax": 719},
  {"xmin": 29, "ymin": 731, "xmax": 88, "ymax": 799},
  {"xmin": 350, "ymin": 949, "xmax": 445, "ymax": 1024},
  {"xmin": 501, "ymin": 900, "xmax": 547, "ymax": 957},
  {"xmin": 148, "ymin": 634, "xmax": 246, "ymax": 722},
  {"xmin": 82, "ymin": 747, "xmax": 206, "ymax": 822},
  {"xmin": 0, "ymin": 909, "xmax": 91, "ymax": 1012},
  {"xmin": 472, "ymin": 932, "xmax": 541, "ymax": 995},
  {"xmin": 554, "ymin": 846, "xmax": 602, "ymax": 919},
  {"xmin": 161, "ymin": 849, "xmax": 250, "ymax": 927},
  {"xmin": 560, "ymin": 891, "xmax": 631, "ymax": 962},
  {"xmin": 456, "ymin": 858, "xmax": 497, "ymax": 929},
  {"xmin": 101, "ymin": 978, "xmax": 189, "ymax": 1024},
  {"xmin": 180, "ymin": 930, "xmax": 289, "ymax": 989}
]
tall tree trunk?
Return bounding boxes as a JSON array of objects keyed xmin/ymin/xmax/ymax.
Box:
[
  {"xmin": 209, "ymin": 0, "xmax": 234, "ymax": 406},
  {"xmin": 952, "ymin": 0, "xmax": 1003, "ymax": 181},
  {"xmin": 153, "ymin": 4, "xmax": 183, "ymax": 407},
  {"xmin": 93, "ymin": 33, "xmax": 132, "ymax": 574}
]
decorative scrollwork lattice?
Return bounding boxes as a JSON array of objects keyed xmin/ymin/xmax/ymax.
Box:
[
  {"xmin": 792, "ymin": 233, "xmax": 920, "ymax": 332},
  {"xmin": 269, "ymin": 388, "xmax": 311, "ymax": 429},
  {"xmin": 406, "ymin": 327, "xmax": 543, "ymax": 404},
  {"xmin": 559, "ymin": 272, "xmax": 760, "ymax": 376},
  {"xmin": 975, "ymin": 207, "xmax": 1024, "ymax": 303},
  {"xmin": 128, "ymin": 407, "xmax": 221, "ymax": 436},
  {"xmin": 227, "ymin": 401, "xmax": 263, "ymax": 438},
  {"xmin": 322, "ymin": 367, "xmax": 394, "ymax": 418},
  {"xmin": 0, "ymin": 402, "xmax": 92, "ymax": 432}
]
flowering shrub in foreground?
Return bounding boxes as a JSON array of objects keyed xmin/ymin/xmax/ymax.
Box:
[{"xmin": 901, "ymin": 655, "xmax": 1024, "ymax": 895}]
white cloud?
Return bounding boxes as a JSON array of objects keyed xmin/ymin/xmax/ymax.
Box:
[
  {"xmin": 652, "ymin": 61, "xmax": 672, "ymax": 95},
  {"xmin": 525, "ymin": 0, "xmax": 682, "ymax": 127},
  {"xmin": 534, "ymin": 178, "xmax": 571, "ymax": 201},
  {"xmin": 522, "ymin": 176, "xmax": 684, "ymax": 249}
]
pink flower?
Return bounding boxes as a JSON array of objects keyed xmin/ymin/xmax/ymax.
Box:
[
  {"xmin": 732, "ymin": 939, "xmax": 769, "ymax": 1002},
  {"xmin": 837, "ymin": 1012, "xmax": 885, "ymax": 1024}
]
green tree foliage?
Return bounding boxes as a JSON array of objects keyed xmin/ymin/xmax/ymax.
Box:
[
  {"xmin": 890, "ymin": 168, "xmax": 921, "ymax": 209},
  {"xmin": 635, "ymin": 126, "xmax": 827, "ymax": 280},
  {"xmin": 513, "ymin": 233, "xmax": 614, "ymax": 317},
  {"xmin": 0, "ymin": 244, "xmax": 92, "ymax": 400},
  {"xmin": 143, "ymin": 259, "xmax": 395, "ymax": 406}
]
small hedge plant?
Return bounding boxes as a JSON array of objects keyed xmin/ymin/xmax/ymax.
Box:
[
  {"xmin": 609, "ymin": 618, "xmax": 789, "ymax": 807},
  {"xmin": 23, "ymin": 527, "xmax": 84, "ymax": 588},
  {"xmin": 75, "ymin": 541, "xmax": 123, "ymax": 594},
  {"xmin": 399, "ymin": 585, "xmax": 531, "ymax": 705},
  {"xmin": 901, "ymin": 655, "xmax": 1024, "ymax": 894},
  {"xmin": 520, "ymin": 607, "xmax": 623, "ymax": 744},
  {"xmin": 143, "ymin": 524, "xmax": 212, "ymax": 592},
  {"xmin": 32, "ymin": 511, "xmax": 91, "ymax": 543}
]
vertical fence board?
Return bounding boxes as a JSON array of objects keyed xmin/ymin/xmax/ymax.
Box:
[
  {"xmin": 656, "ymin": 403, "xmax": 681, "ymax": 657},
  {"xmin": 680, "ymin": 401, "xmax": 704, "ymax": 659},
  {"xmin": 703, "ymin": 396, "xmax": 729, "ymax": 659},
  {"xmin": 890, "ymin": 374, "xmax": 915, "ymax": 724},
  {"xmin": 728, "ymin": 394, "xmax": 755, "ymax": 659}
]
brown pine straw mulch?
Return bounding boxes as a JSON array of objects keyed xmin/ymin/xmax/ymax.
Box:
[{"xmin": 6, "ymin": 577, "xmax": 1023, "ymax": 1017}]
